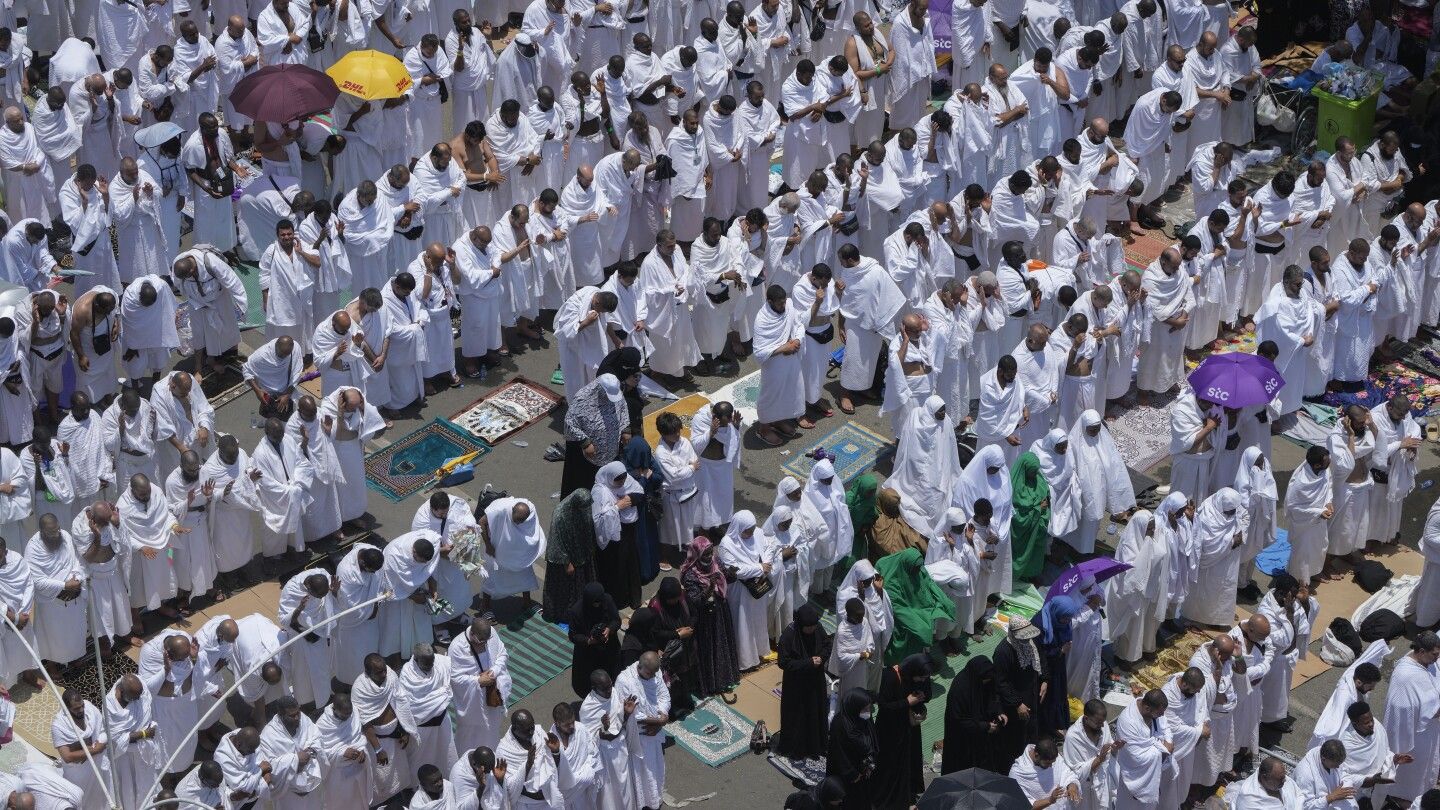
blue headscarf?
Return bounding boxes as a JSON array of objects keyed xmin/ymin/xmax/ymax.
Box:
[{"xmin": 1037, "ymin": 595, "xmax": 1080, "ymax": 646}]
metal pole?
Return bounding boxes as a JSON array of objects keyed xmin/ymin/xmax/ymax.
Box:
[
  {"xmin": 0, "ymin": 611, "xmax": 120, "ymax": 810},
  {"xmin": 139, "ymin": 591, "xmax": 392, "ymax": 810},
  {"xmin": 141, "ymin": 797, "xmax": 226, "ymax": 810},
  {"xmin": 85, "ymin": 582, "xmax": 124, "ymax": 806}
]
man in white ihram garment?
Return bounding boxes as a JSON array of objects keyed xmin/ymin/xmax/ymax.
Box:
[
  {"xmin": 118, "ymin": 276, "xmax": 180, "ymax": 386},
  {"xmin": 379, "ymin": 273, "xmax": 429, "ymax": 411},
  {"xmin": 23, "ymin": 514, "xmax": 87, "ymax": 676},
  {"xmin": 494, "ymin": 709, "xmax": 563, "ymax": 809},
  {"xmin": 974, "ymin": 355, "xmax": 1028, "ymax": 466},
  {"xmin": 172, "ymin": 246, "xmax": 248, "ymax": 380},
  {"xmin": 380, "ymin": 529, "xmax": 441, "ymax": 659},
  {"xmin": 554, "ymin": 288, "xmax": 619, "ymax": 402},
  {"xmin": 137, "ymin": 631, "xmax": 200, "ymax": 785},
  {"xmin": 58, "ymin": 165, "xmax": 120, "ymax": 295},
  {"xmin": 337, "ymin": 181, "xmax": 396, "ymax": 294},
  {"xmin": 1137, "ymin": 248, "xmax": 1195, "ymax": 401},
  {"xmin": 116, "ymin": 474, "xmax": 179, "ymax": 627},
  {"xmin": 1183, "ymin": 489, "xmax": 1249, "ymax": 628},
  {"xmin": 103, "ymin": 675, "xmax": 163, "ymax": 810},
  {"xmin": 398, "ymin": 643, "xmax": 457, "ymax": 775},
  {"xmin": 1009, "ymin": 738, "xmax": 1081, "ymax": 809},
  {"xmin": 613, "ymin": 652, "xmax": 670, "ymax": 810},
  {"xmin": 182, "ymin": 114, "xmax": 243, "ymax": 252},
  {"xmin": 449, "ymin": 615, "xmax": 511, "ymax": 754},
  {"xmin": 250, "ymin": 417, "xmax": 313, "ymax": 562},
  {"xmin": 260, "ymin": 219, "xmax": 317, "ymax": 355},
  {"xmin": 109, "ymin": 157, "xmax": 169, "ymax": 287},
  {"xmin": 277, "ymin": 568, "xmax": 335, "ymax": 709},
  {"xmin": 1112, "ymin": 689, "xmax": 1172, "ymax": 810},
  {"xmin": 1375, "ymin": 633, "xmax": 1440, "ymax": 807},
  {"xmin": 260, "ymin": 696, "xmax": 325, "ymax": 810},
  {"xmin": 481, "ymin": 496, "xmax": 545, "ymax": 612}
]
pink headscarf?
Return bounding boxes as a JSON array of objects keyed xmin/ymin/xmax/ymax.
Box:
[{"xmin": 680, "ymin": 535, "xmax": 728, "ymax": 599}]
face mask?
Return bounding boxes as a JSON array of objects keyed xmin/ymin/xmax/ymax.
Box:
[
  {"xmin": 169, "ymin": 658, "xmax": 194, "ymax": 683},
  {"xmin": 858, "ymin": 710, "xmax": 872, "ymax": 721}
]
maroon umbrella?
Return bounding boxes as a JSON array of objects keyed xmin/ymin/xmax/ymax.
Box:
[{"xmin": 228, "ymin": 64, "xmax": 340, "ymax": 124}]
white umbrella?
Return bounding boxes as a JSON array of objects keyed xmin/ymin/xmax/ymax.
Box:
[{"xmin": 135, "ymin": 122, "xmax": 183, "ymax": 149}]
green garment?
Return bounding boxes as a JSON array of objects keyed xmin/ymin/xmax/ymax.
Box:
[
  {"xmin": 874, "ymin": 547, "xmax": 954, "ymax": 664},
  {"xmin": 1010, "ymin": 452, "xmax": 1051, "ymax": 582},
  {"xmin": 842, "ymin": 474, "xmax": 879, "ymax": 567}
]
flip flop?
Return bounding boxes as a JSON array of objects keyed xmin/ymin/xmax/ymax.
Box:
[
  {"xmin": 756, "ymin": 429, "xmax": 784, "ymax": 447},
  {"xmin": 838, "ymin": 399, "xmax": 856, "ymax": 415}
]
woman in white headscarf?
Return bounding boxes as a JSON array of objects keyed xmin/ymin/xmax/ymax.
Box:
[
  {"xmin": 716, "ymin": 510, "xmax": 776, "ymax": 670},
  {"xmin": 763, "ymin": 505, "xmax": 812, "ymax": 638},
  {"xmin": 925, "ymin": 507, "xmax": 979, "ymax": 648},
  {"xmin": 1234, "ymin": 445, "xmax": 1279, "ymax": 589},
  {"xmin": 886, "ymin": 395, "xmax": 962, "ymax": 535},
  {"xmin": 772, "ymin": 475, "xmax": 803, "ymax": 515},
  {"xmin": 796, "ymin": 459, "xmax": 853, "ymax": 595},
  {"xmin": 1107, "ymin": 509, "xmax": 1168, "ymax": 665},
  {"xmin": 1030, "ymin": 428, "xmax": 1080, "ymax": 540},
  {"xmin": 835, "ymin": 558, "xmax": 894, "ymax": 671},
  {"xmin": 1182, "ymin": 487, "xmax": 1250, "ymax": 628},
  {"xmin": 590, "ymin": 460, "xmax": 645, "ymax": 609},
  {"xmin": 1157, "ymin": 491, "xmax": 1196, "ymax": 626},
  {"xmin": 954, "ymin": 444, "xmax": 1014, "ymax": 600},
  {"xmin": 1065, "ymin": 410, "xmax": 1136, "ymax": 555},
  {"xmin": 1066, "ymin": 576, "xmax": 1106, "ymax": 701}
]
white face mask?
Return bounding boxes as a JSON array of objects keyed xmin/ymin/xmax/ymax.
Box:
[
  {"xmin": 169, "ymin": 658, "xmax": 194, "ymax": 683},
  {"xmin": 858, "ymin": 710, "xmax": 872, "ymax": 721}
]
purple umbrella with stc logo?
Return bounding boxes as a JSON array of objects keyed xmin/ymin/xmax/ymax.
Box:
[
  {"xmin": 1044, "ymin": 558, "xmax": 1132, "ymax": 604},
  {"xmin": 1187, "ymin": 352, "xmax": 1285, "ymax": 409}
]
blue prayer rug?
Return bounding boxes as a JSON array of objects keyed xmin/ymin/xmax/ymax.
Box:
[
  {"xmin": 780, "ymin": 421, "xmax": 892, "ymax": 484},
  {"xmin": 364, "ymin": 418, "xmax": 491, "ymax": 502}
]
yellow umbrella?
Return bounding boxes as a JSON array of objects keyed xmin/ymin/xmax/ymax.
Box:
[{"xmin": 325, "ymin": 49, "xmax": 413, "ymax": 100}]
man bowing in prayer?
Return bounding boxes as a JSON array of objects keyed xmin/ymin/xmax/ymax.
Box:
[{"xmin": 481, "ymin": 497, "xmax": 546, "ymax": 615}]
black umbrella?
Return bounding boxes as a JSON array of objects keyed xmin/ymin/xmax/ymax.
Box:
[{"xmin": 916, "ymin": 768, "xmax": 1031, "ymax": 810}]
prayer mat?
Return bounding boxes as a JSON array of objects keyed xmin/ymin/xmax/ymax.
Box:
[
  {"xmin": 364, "ymin": 418, "xmax": 491, "ymax": 502},
  {"xmin": 232, "ymin": 262, "xmax": 266, "ymax": 331},
  {"xmin": 705, "ymin": 369, "xmax": 762, "ymax": 425},
  {"xmin": 1107, "ymin": 394, "xmax": 1178, "ymax": 473},
  {"xmin": 668, "ymin": 698, "xmax": 756, "ymax": 767},
  {"xmin": 1321, "ymin": 361, "xmax": 1440, "ymax": 417},
  {"xmin": 11, "ymin": 653, "xmax": 140, "ymax": 758},
  {"xmin": 202, "ymin": 358, "xmax": 250, "ymax": 409},
  {"xmin": 1185, "ymin": 330, "xmax": 1259, "ymax": 371},
  {"xmin": 1123, "ymin": 229, "xmax": 1173, "ymax": 274},
  {"xmin": 641, "ymin": 394, "xmax": 710, "ymax": 446},
  {"xmin": 768, "ymin": 754, "xmax": 827, "ymax": 787},
  {"xmin": 449, "ymin": 376, "xmax": 563, "ymax": 444},
  {"xmin": 1390, "ymin": 336, "xmax": 1440, "ymax": 381},
  {"xmin": 779, "ymin": 421, "xmax": 893, "ymax": 484},
  {"xmin": 493, "ymin": 606, "xmax": 573, "ymax": 702},
  {"xmin": 1256, "ymin": 528, "xmax": 1292, "ymax": 576},
  {"xmin": 1127, "ymin": 630, "xmax": 1209, "ymax": 693}
]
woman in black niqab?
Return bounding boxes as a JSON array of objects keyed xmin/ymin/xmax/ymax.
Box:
[
  {"xmin": 940, "ymin": 655, "xmax": 1004, "ymax": 774},
  {"xmin": 563, "ymin": 582, "xmax": 621, "ymax": 697},
  {"xmin": 619, "ymin": 606, "xmax": 659, "ymax": 669},
  {"xmin": 774, "ymin": 603, "xmax": 833, "ymax": 760},
  {"xmin": 826, "ymin": 688, "xmax": 877, "ymax": 810},
  {"xmin": 871, "ymin": 653, "xmax": 934, "ymax": 810},
  {"xmin": 648, "ymin": 576, "xmax": 698, "ymax": 717}
]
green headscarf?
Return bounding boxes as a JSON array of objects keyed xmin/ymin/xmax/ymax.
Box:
[
  {"xmin": 846, "ymin": 474, "xmax": 880, "ymax": 529},
  {"xmin": 1009, "ymin": 452, "xmax": 1051, "ymax": 583},
  {"xmin": 874, "ymin": 547, "xmax": 954, "ymax": 664}
]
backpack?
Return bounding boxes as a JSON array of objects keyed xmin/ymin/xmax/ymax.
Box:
[
  {"xmin": 1354, "ymin": 560, "xmax": 1394, "ymax": 594},
  {"xmin": 1359, "ymin": 609, "xmax": 1407, "ymax": 643}
]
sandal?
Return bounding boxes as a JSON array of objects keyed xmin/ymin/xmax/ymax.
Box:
[
  {"xmin": 756, "ymin": 427, "xmax": 785, "ymax": 447},
  {"xmin": 838, "ymin": 398, "xmax": 856, "ymax": 415}
]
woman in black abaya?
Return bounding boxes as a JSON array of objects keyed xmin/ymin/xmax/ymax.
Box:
[
  {"xmin": 992, "ymin": 616, "xmax": 1046, "ymax": 766},
  {"xmin": 941, "ymin": 655, "xmax": 1006, "ymax": 774},
  {"xmin": 773, "ymin": 604, "xmax": 833, "ymax": 760},
  {"xmin": 563, "ymin": 582, "xmax": 621, "ymax": 697},
  {"xmin": 648, "ymin": 576, "xmax": 698, "ymax": 717},
  {"xmin": 826, "ymin": 688, "xmax": 877, "ymax": 810},
  {"xmin": 619, "ymin": 606, "xmax": 660, "ymax": 669},
  {"xmin": 871, "ymin": 654, "xmax": 934, "ymax": 810}
]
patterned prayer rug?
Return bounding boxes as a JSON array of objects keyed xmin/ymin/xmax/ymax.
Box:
[
  {"xmin": 494, "ymin": 607, "xmax": 573, "ymax": 702},
  {"xmin": 705, "ymin": 369, "xmax": 763, "ymax": 426},
  {"xmin": 450, "ymin": 376, "xmax": 563, "ymax": 444},
  {"xmin": 1107, "ymin": 392, "xmax": 1179, "ymax": 473},
  {"xmin": 667, "ymin": 698, "xmax": 756, "ymax": 767},
  {"xmin": 364, "ymin": 418, "xmax": 492, "ymax": 501},
  {"xmin": 1320, "ymin": 361, "xmax": 1440, "ymax": 417},
  {"xmin": 768, "ymin": 754, "xmax": 828, "ymax": 787},
  {"xmin": 1127, "ymin": 630, "xmax": 1210, "ymax": 693},
  {"xmin": 1122, "ymin": 229, "xmax": 1174, "ymax": 274},
  {"xmin": 11, "ymin": 653, "xmax": 139, "ymax": 758},
  {"xmin": 779, "ymin": 421, "xmax": 893, "ymax": 485},
  {"xmin": 641, "ymin": 394, "xmax": 711, "ymax": 447}
]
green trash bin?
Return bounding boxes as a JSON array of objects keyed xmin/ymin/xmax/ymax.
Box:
[{"xmin": 1311, "ymin": 86, "xmax": 1379, "ymax": 153}]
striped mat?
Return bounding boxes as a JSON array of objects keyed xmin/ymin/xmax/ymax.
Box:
[{"xmin": 495, "ymin": 608, "xmax": 574, "ymax": 702}]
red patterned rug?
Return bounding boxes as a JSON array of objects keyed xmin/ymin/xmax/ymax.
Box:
[{"xmin": 1123, "ymin": 230, "xmax": 1174, "ymax": 274}]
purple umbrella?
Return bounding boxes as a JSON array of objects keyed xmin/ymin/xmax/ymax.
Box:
[
  {"xmin": 1186, "ymin": 352, "xmax": 1285, "ymax": 409},
  {"xmin": 1045, "ymin": 558, "xmax": 1132, "ymax": 603},
  {"xmin": 228, "ymin": 64, "xmax": 340, "ymax": 124}
]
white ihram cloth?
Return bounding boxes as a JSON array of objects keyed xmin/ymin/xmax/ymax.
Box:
[
  {"xmin": 314, "ymin": 702, "xmax": 374, "ymax": 810},
  {"xmin": 163, "ymin": 470, "xmax": 218, "ymax": 597},
  {"xmin": 494, "ymin": 728, "xmax": 563, "ymax": 809},
  {"xmin": 482, "ymin": 498, "xmax": 545, "ymax": 598},
  {"xmin": 276, "ymin": 568, "xmax": 335, "ymax": 707},
  {"xmin": 1182, "ymin": 488, "xmax": 1248, "ymax": 626},
  {"xmin": 180, "ymin": 130, "xmax": 238, "ymax": 250},
  {"xmin": 1112, "ymin": 696, "xmax": 1172, "ymax": 808},
  {"xmin": 1283, "ymin": 451, "xmax": 1331, "ymax": 584},
  {"xmin": 0, "ymin": 123, "xmax": 55, "ymax": 225},
  {"xmin": 1378, "ymin": 655, "xmax": 1440, "ymax": 804},
  {"xmin": 836, "ymin": 256, "xmax": 905, "ymax": 390},
  {"xmin": 1065, "ymin": 411, "xmax": 1135, "ymax": 554},
  {"xmin": 888, "ymin": 396, "xmax": 962, "ymax": 536},
  {"xmin": 398, "ymin": 655, "xmax": 457, "ymax": 774},
  {"xmin": 1187, "ymin": 641, "xmax": 1237, "ymax": 784},
  {"xmin": 1308, "ymin": 639, "xmax": 1391, "ymax": 749},
  {"xmin": 259, "ymin": 713, "xmax": 324, "ymax": 810},
  {"xmin": 215, "ymin": 727, "xmax": 271, "ymax": 806},
  {"xmin": 1138, "ymin": 259, "xmax": 1195, "ymax": 393},
  {"xmin": 337, "ymin": 190, "xmax": 395, "ymax": 294},
  {"xmin": 752, "ymin": 299, "xmax": 807, "ymax": 424},
  {"xmin": 1418, "ymin": 500, "xmax": 1440, "ymax": 628},
  {"xmin": 1031, "ymin": 429, "xmax": 1080, "ymax": 538},
  {"xmin": 311, "ymin": 311, "xmax": 371, "ymax": 395},
  {"xmin": 109, "ymin": 168, "xmax": 169, "ymax": 286},
  {"xmin": 1157, "ymin": 671, "xmax": 1211, "ymax": 810},
  {"xmin": 612, "ymin": 662, "xmax": 670, "ymax": 810},
  {"xmin": 318, "ymin": 387, "xmax": 384, "ymax": 522},
  {"xmin": 1293, "ymin": 745, "xmax": 1358, "ymax": 810},
  {"xmin": 448, "ymin": 628, "xmax": 511, "ymax": 754},
  {"xmin": 22, "ymin": 530, "xmax": 86, "ymax": 664},
  {"xmin": 350, "ymin": 666, "xmax": 416, "ymax": 802},
  {"xmin": 249, "ymin": 433, "xmax": 313, "ymax": 556},
  {"xmin": 1340, "ymin": 717, "xmax": 1397, "ymax": 805},
  {"xmin": 150, "ymin": 371, "xmax": 216, "ymax": 479},
  {"xmin": 1169, "ymin": 392, "xmax": 1220, "ymax": 505},
  {"xmin": 1107, "ymin": 511, "xmax": 1169, "ymax": 662},
  {"xmin": 198, "ymin": 444, "xmax": 260, "ymax": 574},
  {"xmin": 58, "ymin": 176, "xmax": 119, "ymax": 295},
  {"xmin": 380, "ymin": 530, "xmax": 442, "ymax": 657},
  {"xmin": 379, "ymin": 281, "xmax": 428, "ymax": 409},
  {"xmin": 1224, "ymin": 769, "xmax": 1306, "ymax": 809},
  {"xmin": 102, "ymin": 686, "xmax": 163, "ymax": 810},
  {"xmin": 1256, "ymin": 282, "xmax": 1323, "ymax": 416},
  {"xmin": 1367, "ymin": 403, "xmax": 1420, "ymax": 544},
  {"xmin": 49, "ymin": 700, "xmax": 111, "ymax": 810},
  {"xmin": 115, "ymin": 487, "xmax": 177, "ymax": 611},
  {"xmin": 555, "ymin": 287, "xmax": 610, "ymax": 402},
  {"xmin": 118, "ymin": 274, "xmax": 180, "ymax": 378},
  {"xmin": 331, "ymin": 542, "xmax": 385, "ymax": 684},
  {"xmin": 171, "ymin": 247, "xmax": 246, "ymax": 356},
  {"xmin": 1062, "ymin": 717, "xmax": 1117, "ymax": 810},
  {"xmin": 974, "ymin": 368, "xmax": 1026, "ymax": 465}
]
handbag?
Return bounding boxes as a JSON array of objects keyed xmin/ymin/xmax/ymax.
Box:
[
  {"xmin": 823, "ymin": 110, "xmax": 845, "ymax": 123},
  {"xmin": 307, "ymin": 26, "xmax": 326, "ymax": 51},
  {"xmin": 807, "ymin": 323, "xmax": 835, "ymax": 343},
  {"xmin": 705, "ymin": 284, "xmax": 731, "ymax": 304},
  {"xmin": 653, "ymin": 154, "xmax": 677, "ymax": 181},
  {"xmin": 1370, "ymin": 468, "xmax": 1390, "ymax": 485},
  {"xmin": 741, "ymin": 574, "xmax": 773, "ymax": 599},
  {"xmin": 836, "ymin": 215, "xmax": 860, "ymax": 236}
]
